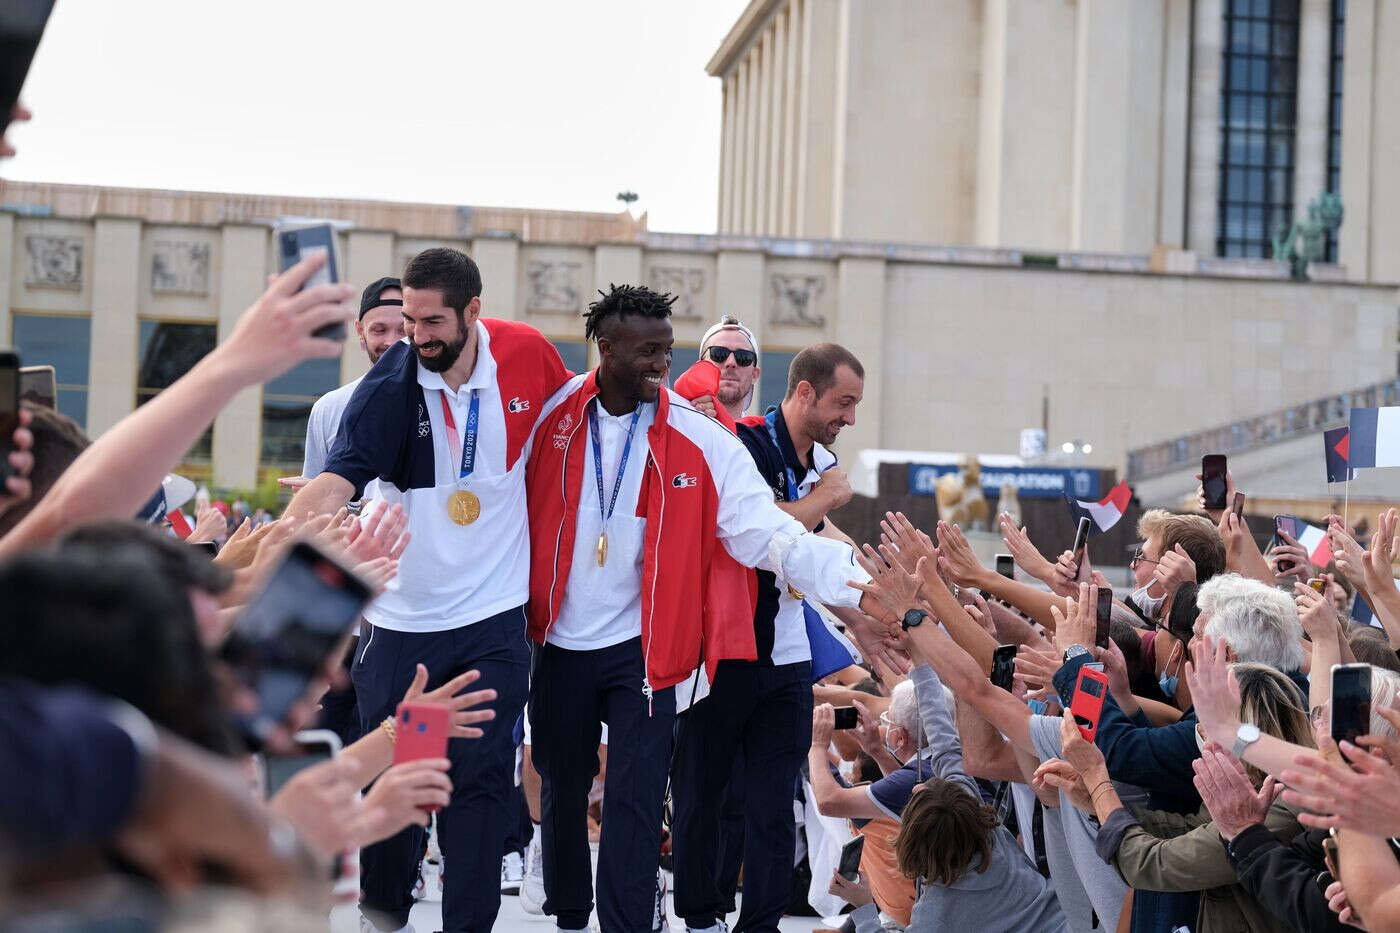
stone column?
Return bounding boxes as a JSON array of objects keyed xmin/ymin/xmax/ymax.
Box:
[
  {"xmin": 1186, "ymin": 0, "xmax": 1223, "ymax": 255},
  {"xmin": 473, "ymin": 234, "xmax": 520, "ymax": 321},
  {"xmin": 1293, "ymin": 0, "xmax": 1331, "ymax": 215},
  {"xmin": 0, "ymin": 213, "xmax": 13, "ymax": 347},
  {"xmin": 342, "ymin": 229, "xmax": 394, "ymax": 384},
  {"xmin": 1338, "ymin": 0, "xmax": 1376, "ymax": 280},
  {"xmin": 831, "ymin": 255, "xmax": 884, "ymax": 457},
  {"xmin": 87, "ymin": 217, "xmax": 141, "ymax": 436},
  {"xmin": 715, "ymin": 249, "xmax": 765, "ymax": 414},
  {"xmin": 212, "ymin": 224, "xmax": 268, "ymax": 490}
]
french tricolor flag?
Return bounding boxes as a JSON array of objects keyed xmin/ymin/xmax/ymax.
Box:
[
  {"xmin": 1324, "ymin": 426, "xmax": 1355, "ymax": 483},
  {"xmin": 1348, "ymin": 407, "xmax": 1400, "ymax": 470},
  {"xmin": 1293, "ymin": 522, "xmax": 1334, "ymax": 568},
  {"xmin": 1064, "ymin": 480, "xmax": 1132, "ymax": 534}
]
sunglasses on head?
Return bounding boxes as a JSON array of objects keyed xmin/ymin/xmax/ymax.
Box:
[{"xmin": 705, "ymin": 345, "xmax": 757, "ymax": 367}]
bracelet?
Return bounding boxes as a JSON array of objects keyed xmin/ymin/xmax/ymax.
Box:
[
  {"xmin": 1089, "ymin": 780, "xmax": 1115, "ymax": 801},
  {"xmin": 380, "ymin": 715, "xmax": 397, "ymax": 745}
]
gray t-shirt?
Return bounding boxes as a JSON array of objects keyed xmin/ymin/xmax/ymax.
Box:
[{"xmin": 1028, "ymin": 713, "xmax": 1130, "ymax": 932}]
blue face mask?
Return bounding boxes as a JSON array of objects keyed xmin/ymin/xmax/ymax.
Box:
[{"xmin": 1159, "ymin": 651, "xmax": 1182, "ymax": 699}]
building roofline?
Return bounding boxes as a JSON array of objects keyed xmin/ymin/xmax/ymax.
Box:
[
  {"xmin": 0, "ymin": 179, "xmax": 647, "ymax": 244},
  {"xmin": 706, "ymin": 0, "xmax": 784, "ymax": 77}
]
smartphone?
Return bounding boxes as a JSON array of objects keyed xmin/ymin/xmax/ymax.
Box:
[
  {"xmin": 990, "ymin": 644, "xmax": 1017, "ymax": 692},
  {"xmin": 277, "ymin": 223, "xmax": 343, "ymax": 340},
  {"xmin": 0, "ymin": 1, "xmax": 57, "ymax": 140},
  {"xmin": 1274, "ymin": 514, "xmax": 1299, "ymax": 540},
  {"xmin": 836, "ymin": 834, "xmax": 865, "ymax": 882},
  {"xmin": 394, "ymin": 702, "xmax": 450, "ymax": 811},
  {"xmin": 1095, "ymin": 588, "xmax": 1113, "ymax": 649},
  {"xmin": 832, "ymin": 706, "xmax": 859, "ymax": 730},
  {"xmin": 1071, "ymin": 516, "xmax": 1092, "ymax": 576},
  {"xmin": 0, "ymin": 350, "xmax": 17, "ymax": 482},
  {"xmin": 18, "ymin": 364, "xmax": 54, "ymax": 409},
  {"xmin": 1201, "ymin": 454, "xmax": 1228, "ymax": 510},
  {"xmin": 1330, "ymin": 663, "xmax": 1372, "ymax": 746},
  {"xmin": 262, "ymin": 729, "xmax": 342, "ymax": 798},
  {"xmin": 220, "ymin": 540, "xmax": 372, "ymax": 743},
  {"xmin": 1231, "ymin": 492, "xmax": 1246, "ymax": 519},
  {"xmin": 996, "ymin": 554, "xmax": 1015, "ymax": 580},
  {"xmin": 1070, "ymin": 666, "xmax": 1109, "ymax": 742},
  {"xmin": 190, "ymin": 540, "xmax": 217, "ymax": 557}
]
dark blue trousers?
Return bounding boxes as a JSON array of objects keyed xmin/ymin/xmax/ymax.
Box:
[
  {"xmin": 313, "ymin": 637, "xmax": 360, "ymax": 749},
  {"xmin": 354, "ymin": 607, "xmax": 529, "ymax": 933},
  {"xmin": 529, "ymin": 637, "xmax": 675, "ymax": 932},
  {"xmin": 672, "ymin": 660, "xmax": 812, "ymax": 933}
]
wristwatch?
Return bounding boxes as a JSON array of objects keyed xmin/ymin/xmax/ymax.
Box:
[
  {"xmin": 1231, "ymin": 722, "xmax": 1261, "ymax": 759},
  {"xmin": 1063, "ymin": 644, "xmax": 1091, "ymax": 664},
  {"xmin": 901, "ymin": 608, "xmax": 928, "ymax": 631}
]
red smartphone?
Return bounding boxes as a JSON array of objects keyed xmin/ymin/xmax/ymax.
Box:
[
  {"xmin": 1070, "ymin": 666, "xmax": 1109, "ymax": 742},
  {"xmin": 393, "ymin": 701, "xmax": 450, "ymax": 796}
]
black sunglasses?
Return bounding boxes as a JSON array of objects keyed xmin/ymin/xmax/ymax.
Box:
[{"xmin": 705, "ymin": 345, "xmax": 757, "ymax": 367}]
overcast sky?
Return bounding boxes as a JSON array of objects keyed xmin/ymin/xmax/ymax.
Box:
[{"xmin": 4, "ymin": 0, "xmax": 751, "ymax": 233}]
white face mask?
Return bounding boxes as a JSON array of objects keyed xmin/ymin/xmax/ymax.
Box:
[{"xmin": 1131, "ymin": 586, "xmax": 1166, "ymax": 619}]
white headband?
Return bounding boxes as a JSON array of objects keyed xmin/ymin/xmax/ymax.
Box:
[{"xmin": 699, "ymin": 317, "xmax": 760, "ymax": 358}]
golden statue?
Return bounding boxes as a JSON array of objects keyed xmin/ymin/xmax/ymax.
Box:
[{"xmin": 934, "ymin": 456, "xmax": 990, "ymax": 530}]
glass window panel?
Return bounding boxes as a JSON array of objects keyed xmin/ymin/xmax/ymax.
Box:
[
  {"xmin": 669, "ymin": 346, "xmax": 700, "ymax": 386},
  {"xmin": 1245, "ymin": 132, "xmax": 1266, "ymax": 165},
  {"xmin": 1252, "ymin": 21, "xmax": 1271, "ymax": 52},
  {"xmin": 137, "ymin": 321, "xmax": 215, "ymax": 395},
  {"xmin": 1230, "ymin": 56, "xmax": 1251, "ymax": 90},
  {"xmin": 264, "ymin": 357, "xmax": 341, "ymax": 399},
  {"xmin": 550, "ymin": 340, "xmax": 589, "ymax": 376},
  {"xmin": 1247, "ymin": 170, "xmax": 1266, "ymax": 202},
  {"xmin": 1269, "ymin": 169, "xmax": 1291, "ymax": 201},
  {"xmin": 11, "ymin": 313, "xmax": 91, "ymax": 429},
  {"xmin": 56, "ymin": 389, "xmax": 87, "ymax": 428},
  {"xmin": 1250, "ymin": 95, "xmax": 1268, "ymax": 126},
  {"xmin": 759, "ymin": 351, "xmax": 796, "ymax": 413},
  {"xmin": 260, "ymin": 398, "xmax": 315, "ymax": 468}
]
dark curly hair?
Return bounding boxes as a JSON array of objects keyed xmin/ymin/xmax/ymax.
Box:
[{"xmin": 583, "ymin": 283, "xmax": 676, "ymax": 342}]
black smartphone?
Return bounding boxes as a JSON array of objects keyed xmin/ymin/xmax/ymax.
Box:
[
  {"xmin": 262, "ymin": 729, "xmax": 342, "ymax": 798},
  {"xmin": 0, "ymin": 1, "xmax": 56, "ymax": 141},
  {"xmin": 1095, "ymin": 588, "xmax": 1113, "ymax": 649},
  {"xmin": 18, "ymin": 364, "xmax": 54, "ymax": 409},
  {"xmin": 276, "ymin": 223, "xmax": 343, "ymax": 340},
  {"xmin": 1071, "ymin": 516, "xmax": 1092, "ymax": 576},
  {"xmin": 190, "ymin": 540, "xmax": 218, "ymax": 557},
  {"xmin": 1330, "ymin": 663, "xmax": 1372, "ymax": 746},
  {"xmin": 1231, "ymin": 492, "xmax": 1246, "ymax": 519},
  {"xmin": 837, "ymin": 833, "xmax": 865, "ymax": 882},
  {"xmin": 1201, "ymin": 454, "xmax": 1228, "ymax": 510},
  {"xmin": 1274, "ymin": 514, "xmax": 1299, "ymax": 540},
  {"xmin": 996, "ymin": 554, "xmax": 1015, "ymax": 580},
  {"xmin": 0, "ymin": 349, "xmax": 19, "ymax": 482},
  {"xmin": 832, "ymin": 706, "xmax": 859, "ymax": 730},
  {"xmin": 990, "ymin": 644, "xmax": 1017, "ymax": 692},
  {"xmin": 220, "ymin": 540, "xmax": 371, "ymax": 742}
]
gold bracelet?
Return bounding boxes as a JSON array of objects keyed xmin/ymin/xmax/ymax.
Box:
[
  {"xmin": 380, "ymin": 716, "xmax": 397, "ymax": 745},
  {"xmin": 1090, "ymin": 780, "xmax": 1115, "ymax": 800}
]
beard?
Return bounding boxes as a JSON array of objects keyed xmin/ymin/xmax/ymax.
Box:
[
  {"xmin": 414, "ymin": 320, "xmax": 468, "ymax": 373},
  {"xmin": 717, "ymin": 382, "xmax": 749, "ymax": 407}
]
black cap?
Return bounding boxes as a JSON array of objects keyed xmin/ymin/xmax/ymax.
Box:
[{"xmin": 360, "ymin": 277, "xmax": 403, "ymax": 319}]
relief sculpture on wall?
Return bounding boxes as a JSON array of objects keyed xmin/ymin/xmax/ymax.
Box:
[
  {"xmin": 769, "ymin": 273, "xmax": 826, "ymax": 326},
  {"xmin": 648, "ymin": 266, "xmax": 705, "ymax": 320},
  {"xmin": 24, "ymin": 235, "xmax": 83, "ymax": 290},
  {"xmin": 151, "ymin": 241, "xmax": 211, "ymax": 295},
  {"xmin": 526, "ymin": 260, "xmax": 584, "ymax": 314}
]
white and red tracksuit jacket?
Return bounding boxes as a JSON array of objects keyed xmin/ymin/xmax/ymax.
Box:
[{"xmin": 524, "ymin": 369, "xmax": 866, "ymax": 693}]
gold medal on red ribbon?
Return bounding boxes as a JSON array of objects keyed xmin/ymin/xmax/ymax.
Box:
[{"xmin": 447, "ymin": 489, "xmax": 481, "ymax": 525}]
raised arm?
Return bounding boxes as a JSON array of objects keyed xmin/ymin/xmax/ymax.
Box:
[
  {"xmin": 0, "ymin": 254, "xmax": 354, "ymax": 557},
  {"xmin": 934, "ymin": 519, "xmax": 1062, "ymax": 633}
]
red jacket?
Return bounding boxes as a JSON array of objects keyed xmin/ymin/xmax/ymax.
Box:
[{"xmin": 524, "ymin": 370, "xmax": 757, "ymax": 690}]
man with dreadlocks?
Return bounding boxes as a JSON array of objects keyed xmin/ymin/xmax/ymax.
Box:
[{"xmin": 523, "ymin": 284, "xmax": 882, "ymax": 932}]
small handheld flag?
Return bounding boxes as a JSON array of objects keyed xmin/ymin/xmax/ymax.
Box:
[
  {"xmin": 1347, "ymin": 407, "xmax": 1400, "ymax": 470},
  {"xmin": 1063, "ymin": 481, "xmax": 1132, "ymax": 535},
  {"xmin": 1324, "ymin": 426, "xmax": 1355, "ymax": 483}
]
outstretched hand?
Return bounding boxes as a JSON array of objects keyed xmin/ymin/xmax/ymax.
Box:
[{"xmin": 399, "ymin": 664, "xmax": 498, "ymax": 740}]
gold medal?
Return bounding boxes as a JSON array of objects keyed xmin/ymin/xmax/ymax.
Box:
[
  {"xmin": 447, "ymin": 490, "xmax": 481, "ymax": 525},
  {"xmin": 787, "ymin": 584, "xmax": 805, "ymax": 600},
  {"xmin": 597, "ymin": 532, "xmax": 608, "ymax": 567}
]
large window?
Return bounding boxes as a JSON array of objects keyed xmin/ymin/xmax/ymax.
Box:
[
  {"xmin": 758, "ymin": 350, "xmax": 796, "ymax": 412},
  {"xmin": 1324, "ymin": 0, "xmax": 1345, "ymax": 262},
  {"xmin": 1217, "ymin": 0, "xmax": 1301, "ymax": 258},
  {"xmin": 551, "ymin": 339, "xmax": 589, "ymax": 376},
  {"xmin": 261, "ymin": 357, "xmax": 341, "ymax": 469},
  {"xmin": 11, "ymin": 313, "xmax": 91, "ymax": 428},
  {"xmin": 138, "ymin": 320, "xmax": 216, "ymax": 460}
]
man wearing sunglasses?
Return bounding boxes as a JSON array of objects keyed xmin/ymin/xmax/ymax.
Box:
[{"xmin": 694, "ymin": 316, "xmax": 762, "ymax": 422}]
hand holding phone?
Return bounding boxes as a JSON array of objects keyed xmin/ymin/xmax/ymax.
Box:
[
  {"xmin": 1330, "ymin": 663, "xmax": 1372, "ymax": 746},
  {"xmin": 1094, "ymin": 588, "xmax": 1113, "ymax": 649},
  {"xmin": 393, "ymin": 703, "xmax": 450, "ymax": 811},
  {"xmin": 1201, "ymin": 455, "xmax": 1229, "ymax": 511},
  {"xmin": 0, "ymin": 350, "xmax": 17, "ymax": 483},
  {"xmin": 1231, "ymin": 492, "xmax": 1246, "ymax": 520},
  {"xmin": 995, "ymin": 554, "xmax": 1015, "ymax": 580},
  {"xmin": 1070, "ymin": 667, "xmax": 1109, "ymax": 742},
  {"xmin": 836, "ymin": 834, "xmax": 865, "ymax": 882},
  {"xmin": 277, "ymin": 224, "xmax": 343, "ymax": 341},
  {"xmin": 1070, "ymin": 517, "xmax": 1092, "ymax": 581},
  {"xmin": 990, "ymin": 644, "xmax": 1017, "ymax": 692}
]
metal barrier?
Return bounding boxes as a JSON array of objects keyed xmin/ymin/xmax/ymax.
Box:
[{"xmin": 1126, "ymin": 378, "xmax": 1400, "ymax": 481}]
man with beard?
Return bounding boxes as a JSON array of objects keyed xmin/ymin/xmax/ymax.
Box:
[
  {"xmin": 698, "ymin": 316, "xmax": 761, "ymax": 421},
  {"xmin": 524, "ymin": 288, "xmax": 882, "ymax": 932},
  {"xmin": 672, "ymin": 344, "xmax": 864, "ymax": 933},
  {"xmin": 285, "ymin": 248, "xmax": 571, "ymax": 933}
]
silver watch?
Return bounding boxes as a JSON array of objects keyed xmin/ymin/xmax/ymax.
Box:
[{"xmin": 1231, "ymin": 722, "xmax": 1261, "ymax": 759}]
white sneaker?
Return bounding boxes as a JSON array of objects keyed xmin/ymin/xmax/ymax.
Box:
[
  {"xmin": 652, "ymin": 869, "xmax": 668, "ymax": 933},
  {"xmin": 520, "ymin": 830, "xmax": 546, "ymax": 915},
  {"xmin": 501, "ymin": 850, "xmax": 525, "ymax": 894}
]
